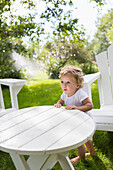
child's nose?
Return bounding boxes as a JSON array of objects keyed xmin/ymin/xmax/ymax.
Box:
[{"xmin": 63, "ymin": 83, "xmax": 67, "ymax": 87}]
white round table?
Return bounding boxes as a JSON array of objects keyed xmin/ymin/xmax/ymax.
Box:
[{"xmin": 0, "ymin": 106, "xmax": 95, "ymax": 170}]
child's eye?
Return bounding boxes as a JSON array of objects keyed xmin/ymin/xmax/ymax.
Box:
[
  {"xmin": 61, "ymin": 81, "xmax": 64, "ymax": 84},
  {"xmin": 66, "ymin": 81, "xmax": 71, "ymax": 85}
]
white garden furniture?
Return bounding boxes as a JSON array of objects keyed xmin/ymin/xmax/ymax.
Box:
[
  {"xmin": 0, "ymin": 106, "xmax": 95, "ymax": 170},
  {"xmin": 0, "ymin": 79, "xmax": 26, "ymax": 117},
  {"xmin": 83, "ymin": 44, "xmax": 113, "ymax": 131}
]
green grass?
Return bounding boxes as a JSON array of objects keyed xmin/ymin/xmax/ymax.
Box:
[{"xmin": 1, "ymin": 77, "xmax": 113, "ymax": 170}]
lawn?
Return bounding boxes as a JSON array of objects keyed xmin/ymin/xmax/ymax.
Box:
[{"xmin": 1, "ymin": 74, "xmax": 113, "ymax": 170}]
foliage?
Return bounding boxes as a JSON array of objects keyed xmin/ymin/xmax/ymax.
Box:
[
  {"xmin": 0, "ymin": 0, "xmax": 84, "ymax": 78},
  {"xmin": 106, "ymin": 10, "xmax": 113, "ymax": 43},
  {"xmin": 90, "ymin": 0, "xmax": 106, "ymax": 6},
  {"xmin": 0, "ymin": 0, "xmax": 38, "ymax": 78},
  {"xmin": 0, "ymin": 53, "xmax": 24, "ymax": 79},
  {"xmin": 39, "ymin": 0, "xmax": 85, "ymax": 43},
  {"xmin": 38, "ymin": 38, "xmax": 97, "ymax": 78},
  {"xmin": 89, "ymin": 9, "xmax": 113, "ymax": 55},
  {"xmin": 81, "ymin": 62, "xmax": 98, "ymax": 75},
  {"xmin": 0, "ymin": 56, "xmax": 24, "ymax": 79},
  {"xmin": 37, "ymin": 0, "xmax": 91, "ymax": 79},
  {"xmin": 0, "ymin": 0, "xmax": 37, "ymax": 49},
  {"xmin": 0, "ymin": 0, "xmax": 106, "ymax": 78}
]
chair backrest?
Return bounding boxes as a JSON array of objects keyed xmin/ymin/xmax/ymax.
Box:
[{"xmin": 96, "ymin": 44, "xmax": 113, "ymax": 106}]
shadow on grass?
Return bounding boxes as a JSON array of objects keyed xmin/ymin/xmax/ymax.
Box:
[
  {"xmin": 73, "ymin": 156, "xmax": 108, "ymax": 170},
  {"xmin": 69, "ymin": 148, "xmax": 108, "ymax": 170},
  {"xmin": 51, "ymin": 156, "xmax": 107, "ymax": 170}
]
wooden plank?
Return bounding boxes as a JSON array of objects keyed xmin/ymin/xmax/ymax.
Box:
[
  {"xmin": 58, "ymin": 154, "xmax": 75, "ymax": 170},
  {"xmin": 108, "ymin": 44, "xmax": 113, "ymax": 100},
  {"xmin": 40, "ymin": 154, "xmax": 58, "ymax": 170},
  {"xmin": 0, "ymin": 106, "xmax": 53, "ymax": 130},
  {"xmin": 27, "ymin": 155, "xmax": 49, "ymax": 170},
  {"xmin": 84, "ymin": 72, "xmax": 100, "ymax": 84},
  {"xmin": 91, "ymin": 110, "xmax": 113, "ymax": 124},
  {"xmin": 96, "ymin": 51, "xmax": 113, "ymax": 105},
  {"xmin": 0, "ymin": 107, "xmax": 35, "ymax": 123},
  {"xmin": 10, "ymin": 153, "xmax": 30, "ymax": 170},
  {"xmin": 0, "ymin": 79, "xmax": 26, "ymax": 87},
  {"xmin": 0, "ymin": 109, "xmax": 81, "ymax": 150},
  {"xmin": 83, "ymin": 72, "xmax": 100, "ymax": 100},
  {"xmin": 45, "ymin": 118, "xmax": 94, "ymax": 153},
  {"xmin": 0, "ymin": 107, "xmax": 62, "ymax": 143},
  {"xmin": 0, "ymin": 108, "xmax": 16, "ymax": 117},
  {"xmin": 0, "ymin": 79, "xmax": 26, "ymax": 110},
  {"xmin": 17, "ymin": 112, "xmax": 92, "ymax": 153},
  {"xmin": 0, "ymin": 107, "xmax": 95, "ymax": 157},
  {"xmin": 96, "ymin": 124, "xmax": 113, "ymax": 131}
]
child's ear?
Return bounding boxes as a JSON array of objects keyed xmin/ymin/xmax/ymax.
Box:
[{"xmin": 77, "ymin": 84, "xmax": 80, "ymax": 89}]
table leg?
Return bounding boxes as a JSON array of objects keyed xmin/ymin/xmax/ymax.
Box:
[
  {"xmin": 27, "ymin": 154, "xmax": 58, "ymax": 170},
  {"xmin": 27, "ymin": 154, "xmax": 51, "ymax": 170},
  {"xmin": 58, "ymin": 153, "xmax": 75, "ymax": 170},
  {"xmin": 27, "ymin": 153, "xmax": 75, "ymax": 170},
  {"xmin": 10, "ymin": 85, "xmax": 23, "ymax": 109},
  {"xmin": 40, "ymin": 154, "xmax": 58, "ymax": 170},
  {"xmin": 11, "ymin": 153, "xmax": 75, "ymax": 170},
  {"xmin": 10, "ymin": 153, "xmax": 30, "ymax": 170}
]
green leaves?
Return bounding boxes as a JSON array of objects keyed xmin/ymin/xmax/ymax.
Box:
[
  {"xmin": 20, "ymin": 0, "xmax": 35, "ymax": 9},
  {"xmin": 0, "ymin": 0, "xmax": 37, "ymax": 78},
  {"xmin": 38, "ymin": 37, "xmax": 94, "ymax": 78},
  {"xmin": 90, "ymin": 0, "xmax": 105, "ymax": 6},
  {"xmin": 91, "ymin": 9, "xmax": 113, "ymax": 54}
]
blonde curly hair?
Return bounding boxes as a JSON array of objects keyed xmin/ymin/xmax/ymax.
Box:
[{"xmin": 59, "ymin": 65, "xmax": 84, "ymax": 88}]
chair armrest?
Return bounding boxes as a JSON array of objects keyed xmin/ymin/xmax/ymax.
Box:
[
  {"xmin": 0, "ymin": 79, "xmax": 26, "ymax": 86},
  {"xmin": 83, "ymin": 72, "xmax": 101, "ymax": 100},
  {"xmin": 0, "ymin": 79, "xmax": 26, "ymax": 110},
  {"xmin": 84, "ymin": 72, "xmax": 100, "ymax": 85}
]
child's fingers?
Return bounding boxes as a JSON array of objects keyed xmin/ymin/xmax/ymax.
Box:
[
  {"xmin": 54, "ymin": 104, "xmax": 62, "ymax": 108},
  {"xmin": 65, "ymin": 106, "xmax": 71, "ymax": 110}
]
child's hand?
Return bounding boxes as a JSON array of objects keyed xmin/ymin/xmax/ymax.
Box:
[
  {"xmin": 65, "ymin": 105, "xmax": 77, "ymax": 110},
  {"xmin": 54, "ymin": 103, "xmax": 62, "ymax": 108}
]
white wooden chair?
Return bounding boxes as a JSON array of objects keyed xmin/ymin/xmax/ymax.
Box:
[
  {"xmin": 0, "ymin": 79, "xmax": 26, "ymax": 117},
  {"xmin": 83, "ymin": 44, "xmax": 113, "ymax": 131}
]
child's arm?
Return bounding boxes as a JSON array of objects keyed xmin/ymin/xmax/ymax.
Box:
[
  {"xmin": 65, "ymin": 97, "xmax": 93, "ymax": 112},
  {"xmin": 54, "ymin": 98, "xmax": 64, "ymax": 108}
]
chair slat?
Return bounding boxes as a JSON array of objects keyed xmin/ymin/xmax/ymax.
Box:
[
  {"xmin": 96, "ymin": 51, "xmax": 113, "ymax": 105},
  {"xmin": 85, "ymin": 44, "xmax": 113, "ymax": 132},
  {"xmin": 108, "ymin": 44, "xmax": 113, "ymax": 97}
]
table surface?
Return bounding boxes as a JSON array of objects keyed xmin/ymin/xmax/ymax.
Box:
[{"xmin": 0, "ymin": 106, "xmax": 95, "ymax": 155}]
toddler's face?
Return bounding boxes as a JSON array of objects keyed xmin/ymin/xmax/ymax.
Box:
[{"xmin": 60, "ymin": 74, "xmax": 79, "ymax": 97}]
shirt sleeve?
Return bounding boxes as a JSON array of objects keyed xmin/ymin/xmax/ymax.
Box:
[{"xmin": 78, "ymin": 89, "xmax": 89, "ymax": 103}]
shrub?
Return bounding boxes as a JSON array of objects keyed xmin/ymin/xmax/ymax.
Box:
[
  {"xmin": 81, "ymin": 62, "xmax": 98, "ymax": 75},
  {"xmin": 0, "ymin": 57, "xmax": 24, "ymax": 79},
  {"xmin": 47, "ymin": 61, "xmax": 98, "ymax": 79}
]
